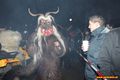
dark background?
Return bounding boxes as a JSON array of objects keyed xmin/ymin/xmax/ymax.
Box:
[
  {"xmin": 0, "ymin": 0, "xmax": 120, "ymax": 33},
  {"xmin": 0, "ymin": 0, "xmax": 120, "ymax": 80}
]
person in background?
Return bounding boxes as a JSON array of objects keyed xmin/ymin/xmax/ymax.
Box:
[
  {"xmin": 81, "ymin": 15, "xmax": 110, "ymax": 80},
  {"xmin": 98, "ymin": 27, "xmax": 120, "ymax": 80},
  {"xmin": 0, "ymin": 30, "xmax": 30, "ymax": 80}
]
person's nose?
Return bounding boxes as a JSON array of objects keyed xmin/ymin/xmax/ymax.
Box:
[{"xmin": 88, "ymin": 25, "xmax": 90, "ymax": 29}]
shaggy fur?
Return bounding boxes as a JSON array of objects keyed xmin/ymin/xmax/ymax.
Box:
[
  {"xmin": 0, "ymin": 30, "xmax": 22, "ymax": 52},
  {"xmin": 26, "ymin": 8, "xmax": 66, "ymax": 80}
]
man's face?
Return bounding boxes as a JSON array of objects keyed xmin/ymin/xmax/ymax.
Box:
[{"xmin": 88, "ymin": 21, "xmax": 100, "ymax": 32}]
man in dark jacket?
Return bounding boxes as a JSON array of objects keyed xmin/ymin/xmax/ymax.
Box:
[
  {"xmin": 81, "ymin": 15, "xmax": 110, "ymax": 80},
  {"xmin": 98, "ymin": 27, "xmax": 120, "ymax": 80}
]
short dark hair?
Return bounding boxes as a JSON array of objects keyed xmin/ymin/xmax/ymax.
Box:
[{"xmin": 89, "ymin": 15, "xmax": 105, "ymax": 26}]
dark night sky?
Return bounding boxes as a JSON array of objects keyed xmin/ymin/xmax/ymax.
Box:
[{"xmin": 0, "ymin": 0, "xmax": 120, "ymax": 34}]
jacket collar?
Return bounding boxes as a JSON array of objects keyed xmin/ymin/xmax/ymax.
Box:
[{"xmin": 91, "ymin": 26, "xmax": 105, "ymax": 36}]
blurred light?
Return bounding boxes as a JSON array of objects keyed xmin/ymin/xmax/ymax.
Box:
[
  {"xmin": 24, "ymin": 30, "xmax": 28, "ymax": 34},
  {"xmin": 69, "ymin": 18, "xmax": 72, "ymax": 22},
  {"xmin": 25, "ymin": 24, "xmax": 28, "ymax": 27}
]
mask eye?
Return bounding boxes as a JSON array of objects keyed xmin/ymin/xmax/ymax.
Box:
[
  {"xmin": 40, "ymin": 19, "xmax": 46, "ymax": 24},
  {"xmin": 47, "ymin": 21, "xmax": 50, "ymax": 24}
]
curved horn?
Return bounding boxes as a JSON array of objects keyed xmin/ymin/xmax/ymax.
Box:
[
  {"xmin": 45, "ymin": 7, "xmax": 59, "ymax": 16},
  {"xmin": 28, "ymin": 8, "xmax": 43, "ymax": 16}
]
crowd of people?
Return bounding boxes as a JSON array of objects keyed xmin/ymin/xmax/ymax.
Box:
[{"xmin": 0, "ymin": 14, "xmax": 120, "ymax": 80}]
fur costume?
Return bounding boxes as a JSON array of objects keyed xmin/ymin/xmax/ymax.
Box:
[{"xmin": 27, "ymin": 8, "xmax": 66, "ymax": 80}]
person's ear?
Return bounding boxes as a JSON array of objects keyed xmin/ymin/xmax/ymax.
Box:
[{"xmin": 96, "ymin": 22, "xmax": 100, "ymax": 27}]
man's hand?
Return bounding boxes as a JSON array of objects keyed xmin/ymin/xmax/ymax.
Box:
[{"xmin": 54, "ymin": 41, "xmax": 61, "ymax": 50}]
